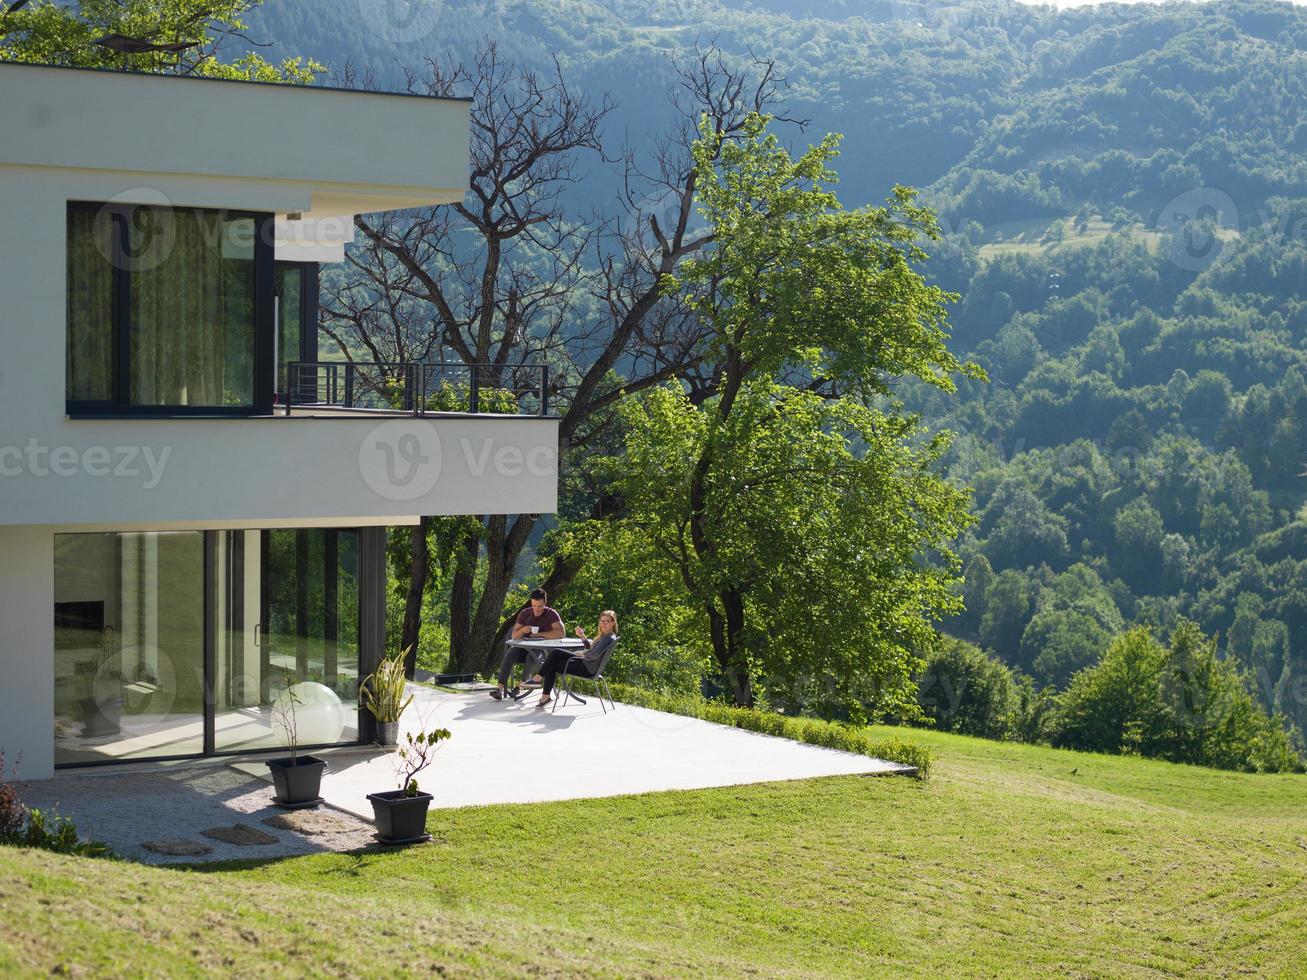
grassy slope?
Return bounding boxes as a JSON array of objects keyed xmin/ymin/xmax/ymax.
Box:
[{"xmin": 2, "ymin": 729, "xmax": 1304, "ymax": 978}]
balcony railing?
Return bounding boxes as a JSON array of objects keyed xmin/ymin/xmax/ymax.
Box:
[{"xmin": 283, "ymin": 362, "xmax": 550, "ymax": 417}]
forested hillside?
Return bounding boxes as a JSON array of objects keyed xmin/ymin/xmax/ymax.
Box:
[{"xmin": 244, "ymin": 0, "xmax": 1307, "ymax": 748}]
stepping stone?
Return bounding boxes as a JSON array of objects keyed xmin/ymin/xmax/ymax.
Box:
[
  {"xmin": 200, "ymin": 823, "xmax": 279, "ymax": 846},
  {"xmin": 140, "ymin": 838, "xmax": 213, "ymax": 857},
  {"xmin": 262, "ymin": 811, "xmax": 360, "ymax": 836}
]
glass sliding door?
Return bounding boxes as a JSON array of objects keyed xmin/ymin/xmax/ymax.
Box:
[
  {"xmin": 54, "ymin": 527, "xmax": 367, "ymax": 766},
  {"xmin": 212, "ymin": 529, "xmax": 360, "ymax": 753},
  {"xmin": 53, "ymin": 532, "xmax": 206, "ymax": 765}
]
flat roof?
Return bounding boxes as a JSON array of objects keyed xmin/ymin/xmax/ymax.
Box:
[{"xmin": 0, "ymin": 58, "xmax": 473, "ymax": 103}]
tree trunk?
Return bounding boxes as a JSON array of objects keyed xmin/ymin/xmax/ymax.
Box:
[
  {"xmin": 687, "ymin": 365, "xmax": 753, "ymax": 706},
  {"xmin": 447, "ymin": 528, "xmax": 482, "ymax": 674},
  {"xmin": 707, "ymin": 592, "xmax": 753, "ymax": 707},
  {"xmin": 461, "ymin": 516, "xmax": 515, "ymax": 674},
  {"xmin": 455, "ymin": 514, "xmax": 540, "ymax": 675},
  {"xmin": 400, "ymin": 518, "xmax": 430, "ymax": 677}
]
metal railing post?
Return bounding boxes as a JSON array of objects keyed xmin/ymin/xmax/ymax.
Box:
[
  {"xmin": 540, "ymin": 364, "xmax": 549, "ymax": 416},
  {"xmin": 344, "ymin": 363, "xmax": 354, "ymax": 409},
  {"xmin": 469, "ymin": 364, "xmax": 480, "ymax": 414}
]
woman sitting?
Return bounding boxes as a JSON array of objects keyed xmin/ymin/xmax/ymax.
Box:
[{"xmin": 536, "ymin": 610, "xmax": 617, "ymax": 708}]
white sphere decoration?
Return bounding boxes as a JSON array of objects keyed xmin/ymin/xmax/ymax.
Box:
[{"xmin": 273, "ymin": 681, "xmax": 345, "ymax": 747}]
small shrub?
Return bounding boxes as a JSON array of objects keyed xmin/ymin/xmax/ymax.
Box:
[
  {"xmin": 0, "ymin": 753, "xmax": 112, "ymax": 858},
  {"xmin": 608, "ymin": 683, "xmax": 933, "ymax": 777},
  {"xmin": 0, "ymin": 752, "xmax": 27, "ymax": 840}
]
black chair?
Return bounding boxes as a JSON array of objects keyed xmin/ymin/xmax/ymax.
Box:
[{"xmin": 552, "ymin": 639, "xmax": 618, "ymax": 714}]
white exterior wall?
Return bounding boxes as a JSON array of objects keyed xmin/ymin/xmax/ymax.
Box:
[
  {"xmin": 0, "ymin": 526, "xmax": 55, "ymax": 778},
  {"xmin": 0, "ymin": 67, "xmax": 560, "ymax": 776},
  {"xmin": 0, "ymin": 67, "xmax": 559, "ymax": 527}
]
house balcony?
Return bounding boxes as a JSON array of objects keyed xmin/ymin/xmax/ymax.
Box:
[{"xmin": 280, "ymin": 362, "xmax": 550, "ymax": 418}]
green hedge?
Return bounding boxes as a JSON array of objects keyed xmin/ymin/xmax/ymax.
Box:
[{"xmin": 607, "ymin": 683, "xmax": 933, "ymax": 778}]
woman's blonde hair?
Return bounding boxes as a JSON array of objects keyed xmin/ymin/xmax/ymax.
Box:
[{"xmin": 600, "ymin": 610, "xmax": 618, "ymax": 634}]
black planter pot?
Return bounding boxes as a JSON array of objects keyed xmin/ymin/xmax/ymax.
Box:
[
  {"xmin": 267, "ymin": 755, "xmax": 327, "ymax": 809},
  {"xmin": 374, "ymin": 721, "xmax": 399, "ymax": 747},
  {"xmin": 367, "ymin": 789, "xmax": 433, "ymax": 844}
]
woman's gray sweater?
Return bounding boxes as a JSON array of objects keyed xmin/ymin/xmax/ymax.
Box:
[{"xmin": 578, "ymin": 631, "xmax": 617, "ymax": 669}]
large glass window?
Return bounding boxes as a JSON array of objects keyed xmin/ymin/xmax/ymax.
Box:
[
  {"xmin": 65, "ymin": 210, "xmax": 115, "ymax": 402},
  {"xmin": 66, "ymin": 203, "xmax": 271, "ymax": 413},
  {"xmin": 276, "ymin": 264, "xmax": 302, "ymax": 393},
  {"xmin": 213, "ymin": 529, "xmax": 360, "ymax": 753},
  {"xmin": 54, "ymin": 532, "xmax": 206, "ymax": 765},
  {"xmin": 53, "ymin": 528, "xmax": 366, "ymax": 766},
  {"xmin": 275, "ymin": 261, "xmax": 318, "ymax": 403}
]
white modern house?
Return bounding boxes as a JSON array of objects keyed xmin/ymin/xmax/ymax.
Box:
[{"xmin": 0, "ymin": 63, "xmax": 558, "ymax": 779}]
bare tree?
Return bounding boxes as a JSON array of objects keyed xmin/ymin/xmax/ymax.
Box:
[{"xmin": 326, "ymin": 43, "xmax": 797, "ymax": 675}]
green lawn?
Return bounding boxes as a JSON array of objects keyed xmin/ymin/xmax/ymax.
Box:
[{"xmin": 2, "ymin": 728, "xmax": 1305, "ymax": 977}]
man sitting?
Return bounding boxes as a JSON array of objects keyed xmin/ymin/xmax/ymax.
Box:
[{"xmin": 490, "ymin": 587, "xmax": 565, "ymax": 701}]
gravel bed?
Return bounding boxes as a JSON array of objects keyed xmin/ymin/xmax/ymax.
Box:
[{"xmin": 16, "ymin": 765, "xmax": 378, "ymax": 865}]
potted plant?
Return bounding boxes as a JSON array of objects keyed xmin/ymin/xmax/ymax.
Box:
[
  {"xmin": 367, "ymin": 726, "xmax": 451, "ymax": 845},
  {"xmin": 361, "ymin": 650, "xmax": 414, "ymax": 748},
  {"xmin": 265, "ymin": 684, "xmax": 327, "ymax": 809}
]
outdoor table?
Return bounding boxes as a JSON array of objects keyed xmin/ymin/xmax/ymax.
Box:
[{"xmin": 501, "ymin": 636, "xmax": 588, "ymax": 702}]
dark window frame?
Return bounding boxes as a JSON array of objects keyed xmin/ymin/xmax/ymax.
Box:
[
  {"xmin": 274, "ymin": 260, "xmax": 319, "ymax": 402},
  {"xmin": 53, "ymin": 524, "xmax": 383, "ymax": 770},
  {"xmin": 65, "ymin": 201, "xmax": 276, "ymax": 417}
]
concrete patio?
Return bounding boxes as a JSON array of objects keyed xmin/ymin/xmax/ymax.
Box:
[
  {"xmin": 234, "ymin": 684, "xmax": 911, "ymax": 820},
  {"xmin": 20, "ymin": 684, "xmax": 910, "ymax": 862}
]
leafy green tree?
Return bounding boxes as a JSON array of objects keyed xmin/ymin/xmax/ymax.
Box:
[
  {"xmin": 979, "ymin": 569, "xmax": 1032, "ymax": 658},
  {"xmin": 1023, "ymin": 608, "xmax": 1112, "ymax": 689},
  {"xmin": 613, "ymin": 380, "xmax": 971, "ymax": 717},
  {"xmin": 609, "ymin": 113, "xmax": 980, "ymax": 711},
  {"xmin": 1155, "ymin": 621, "xmax": 1299, "ymax": 772},
  {"xmin": 984, "ymin": 486, "xmax": 1069, "ymax": 571},
  {"xmin": 1107, "ymin": 408, "xmax": 1153, "ymax": 455},
  {"xmin": 955, "ymin": 553, "xmax": 995, "ymax": 637},
  {"xmin": 1052, "ymin": 627, "xmax": 1169, "ymax": 756},
  {"xmin": 546, "ymin": 519, "xmax": 709, "ymax": 697},
  {"xmin": 915, "ymin": 636, "xmax": 1020, "ymax": 740},
  {"xmin": 0, "ymin": 0, "xmax": 318, "ymax": 81},
  {"xmin": 1112, "ymin": 498, "xmax": 1165, "ymax": 589},
  {"xmin": 1053, "ymin": 622, "xmax": 1302, "ymax": 772}
]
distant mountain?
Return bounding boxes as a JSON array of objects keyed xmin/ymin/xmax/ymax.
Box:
[{"xmin": 245, "ymin": 0, "xmax": 1307, "ymax": 228}]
